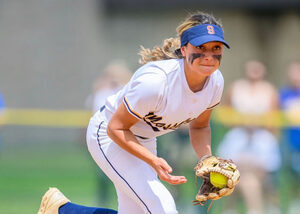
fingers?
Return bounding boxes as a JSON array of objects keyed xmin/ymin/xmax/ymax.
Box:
[
  {"xmin": 152, "ymin": 157, "xmax": 187, "ymax": 185},
  {"xmin": 162, "ymin": 174, "xmax": 187, "ymax": 185},
  {"xmin": 158, "ymin": 166, "xmax": 187, "ymax": 185}
]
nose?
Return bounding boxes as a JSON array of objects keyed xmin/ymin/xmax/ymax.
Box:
[
  {"xmin": 202, "ymin": 52, "xmax": 215, "ymax": 61},
  {"xmin": 203, "ymin": 51, "xmax": 221, "ymax": 63}
]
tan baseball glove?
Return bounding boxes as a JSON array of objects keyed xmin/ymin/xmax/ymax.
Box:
[{"xmin": 193, "ymin": 155, "xmax": 240, "ymax": 206}]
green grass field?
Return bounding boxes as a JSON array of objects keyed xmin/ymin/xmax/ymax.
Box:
[
  {"xmin": 0, "ymin": 132, "xmax": 215, "ymax": 214},
  {"xmin": 0, "ymin": 125, "xmax": 297, "ymax": 214},
  {"xmin": 0, "ymin": 140, "xmax": 119, "ymax": 214}
]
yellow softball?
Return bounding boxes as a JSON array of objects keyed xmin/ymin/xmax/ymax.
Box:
[{"xmin": 210, "ymin": 172, "xmax": 228, "ymax": 188}]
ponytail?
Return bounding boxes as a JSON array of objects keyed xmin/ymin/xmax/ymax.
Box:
[{"xmin": 138, "ymin": 37, "xmax": 181, "ymax": 65}]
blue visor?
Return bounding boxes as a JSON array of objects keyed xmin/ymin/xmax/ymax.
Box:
[{"xmin": 180, "ymin": 24, "xmax": 230, "ymax": 48}]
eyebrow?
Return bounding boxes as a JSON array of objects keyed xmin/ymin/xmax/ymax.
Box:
[{"xmin": 196, "ymin": 44, "xmax": 222, "ymax": 49}]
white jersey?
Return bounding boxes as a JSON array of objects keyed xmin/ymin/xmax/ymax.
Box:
[{"xmin": 103, "ymin": 58, "xmax": 224, "ymax": 139}]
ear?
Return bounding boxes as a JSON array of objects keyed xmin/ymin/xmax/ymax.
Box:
[{"xmin": 180, "ymin": 46, "xmax": 186, "ymax": 57}]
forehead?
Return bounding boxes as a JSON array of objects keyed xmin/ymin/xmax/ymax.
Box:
[
  {"xmin": 189, "ymin": 41, "xmax": 223, "ymax": 48},
  {"xmin": 200, "ymin": 41, "xmax": 223, "ymax": 47}
]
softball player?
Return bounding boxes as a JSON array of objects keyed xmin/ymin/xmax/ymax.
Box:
[{"xmin": 38, "ymin": 12, "xmax": 230, "ymax": 214}]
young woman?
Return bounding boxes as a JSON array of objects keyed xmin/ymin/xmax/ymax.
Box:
[{"xmin": 38, "ymin": 11, "xmax": 230, "ymax": 214}]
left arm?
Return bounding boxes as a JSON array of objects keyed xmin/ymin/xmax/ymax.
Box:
[{"xmin": 189, "ymin": 109, "xmax": 213, "ymax": 159}]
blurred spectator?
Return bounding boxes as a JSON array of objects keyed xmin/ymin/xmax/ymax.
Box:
[
  {"xmin": 217, "ymin": 60, "xmax": 281, "ymax": 214},
  {"xmin": 85, "ymin": 60, "xmax": 132, "ymax": 113},
  {"xmin": 85, "ymin": 60, "xmax": 132, "ymax": 207},
  {"xmin": 279, "ymin": 61, "xmax": 300, "ymax": 174}
]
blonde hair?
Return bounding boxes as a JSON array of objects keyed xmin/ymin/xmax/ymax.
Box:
[{"xmin": 139, "ymin": 12, "xmax": 223, "ymax": 64}]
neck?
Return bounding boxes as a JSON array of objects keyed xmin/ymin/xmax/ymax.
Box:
[{"xmin": 184, "ymin": 65, "xmax": 208, "ymax": 93}]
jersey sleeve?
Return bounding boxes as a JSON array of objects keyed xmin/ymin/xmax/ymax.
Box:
[
  {"xmin": 123, "ymin": 68, "xmax": 166, "ymax": 119},
  {"xmin": 207, "ymin": 71, "xmax": 224, "ymax": 110}
]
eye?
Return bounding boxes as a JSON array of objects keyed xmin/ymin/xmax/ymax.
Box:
[
  {"xmin": 196, "ymin": 45, "xmax": 205, "ymax": 51},
  {"xmin": 213, "ymin": 45, "xmax": 221, "ymax": 51}
]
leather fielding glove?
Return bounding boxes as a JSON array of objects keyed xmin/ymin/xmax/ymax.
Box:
[{"xmin": 193, "ymin": 155, "xmax": 240, "ymax": 206}]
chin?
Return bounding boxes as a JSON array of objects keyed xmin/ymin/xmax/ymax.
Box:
[
  {"xmin": 198, "ymin": 68, "xmax": 217, "ymax": 76},
  {"xmin": 203, "ymin": 71, "xmax": 215, "ymax": 77}
]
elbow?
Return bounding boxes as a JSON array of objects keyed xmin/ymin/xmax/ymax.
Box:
[
  {"xmin": 106, "ymin": 121, "xmax": 115, "ymax": 139},
  {"xmin": 189, "ymin": 125, "xmax": 211, "ymax": 134},
  {"xmin": 106, "ymin": 121, "xmax": 125, "ymax": 144},
  {"xmin": 190, "ymin": 123, "xmax": 210, "ymax": 130},
  {"xmin": 198, "ymin": 123, "xmax": 210, "ymax": 129}
]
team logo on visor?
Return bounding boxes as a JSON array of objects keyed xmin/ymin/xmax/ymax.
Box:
[{"xmin": 207, "ymin": 25, "xmax": 215, "ymax": 34}]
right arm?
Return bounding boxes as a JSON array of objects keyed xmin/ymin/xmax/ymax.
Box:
[{"xmin": 107, "ymin": 102, "xmax": 187, "ymax": 185}]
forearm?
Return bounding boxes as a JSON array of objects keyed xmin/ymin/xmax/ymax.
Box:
[
  {"xmin": 107, "ymin": 102, "xmax": 186, "ymax": 185},
  {"xmin": 189, "ymin": 126, "xmax": 212, "ymax": 159},
  {"xmin": 107, "ymin": 126, "xmax": 157, "ymax": 166}
]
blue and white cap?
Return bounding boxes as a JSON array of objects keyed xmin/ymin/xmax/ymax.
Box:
[{"xmin": 180, "ymin": 24, "xmax": 230, "ymax": 48}]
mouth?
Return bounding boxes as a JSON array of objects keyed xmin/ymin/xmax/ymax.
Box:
[
  {"xmin": 199, "ymin": 64, "xmax": 215, "ymax": 67},
  {"xmin": 198, "ymin": 64, "xmax": 215, "ymax": 70}
]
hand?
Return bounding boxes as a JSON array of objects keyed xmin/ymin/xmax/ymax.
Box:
[{"xmin": 151, "ymin": 157, "xmax": 187, "ymax": 185}]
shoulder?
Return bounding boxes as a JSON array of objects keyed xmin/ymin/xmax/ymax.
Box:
[
  {"xmin": 133, "ymin": 58, "xmax": 181, "ymax": 83},
  {"xmin": 279, "ymin": 86, "xmax": 291, "ymax": 95},
  {"xmin": 212, "ymin": 69, "xmax": 223, "ymax": 81},
  {"xmin": 259, "ymin": 81, "xmax": 277, "ymax": 93},
  {"xmin": 144, "ymin": 59, "xmax": 182, "ymax": 75},
  {"xmin": 133, "ymin": 63, "xmax": 167, "ymax": 85},
  {"xmin": 279, "ymin": 86, "xmax": 293, "ymax": 100},
  {"xmin": 127, "ymin": 62, "xmax": 170, "ymax": 99},
  {"xmin": 231, "ymin": 79, "xmax": 247, "ymax": 88},
  {"xmin": 211, "ymin": 69, "xmax": 224, "ymax": 87}
]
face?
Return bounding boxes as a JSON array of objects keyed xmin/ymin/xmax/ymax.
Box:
[
  {"xmin": 181, "ymin": 41, "xmax": 224, "ymax": 77},
  {"xmin": 245, "ymin": 61, "xmax": 266, "ymax": 82},
  {"xmin": 288, "ymin": 63, "xmax": 300, "ymax": 88}
]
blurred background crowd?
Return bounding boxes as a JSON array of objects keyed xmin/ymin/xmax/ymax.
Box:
[{"xmin": 1, "ymin": 1, "xmax": 300, "ymax": 214}]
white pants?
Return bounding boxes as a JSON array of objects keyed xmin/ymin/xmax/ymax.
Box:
[
  {"xmin": 86, "ymin": 111, "xmax": 178, "ymax": 214},
  {"xmin": 217, "ymin": 127, "xmax": 281, "ymax": 172}
]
